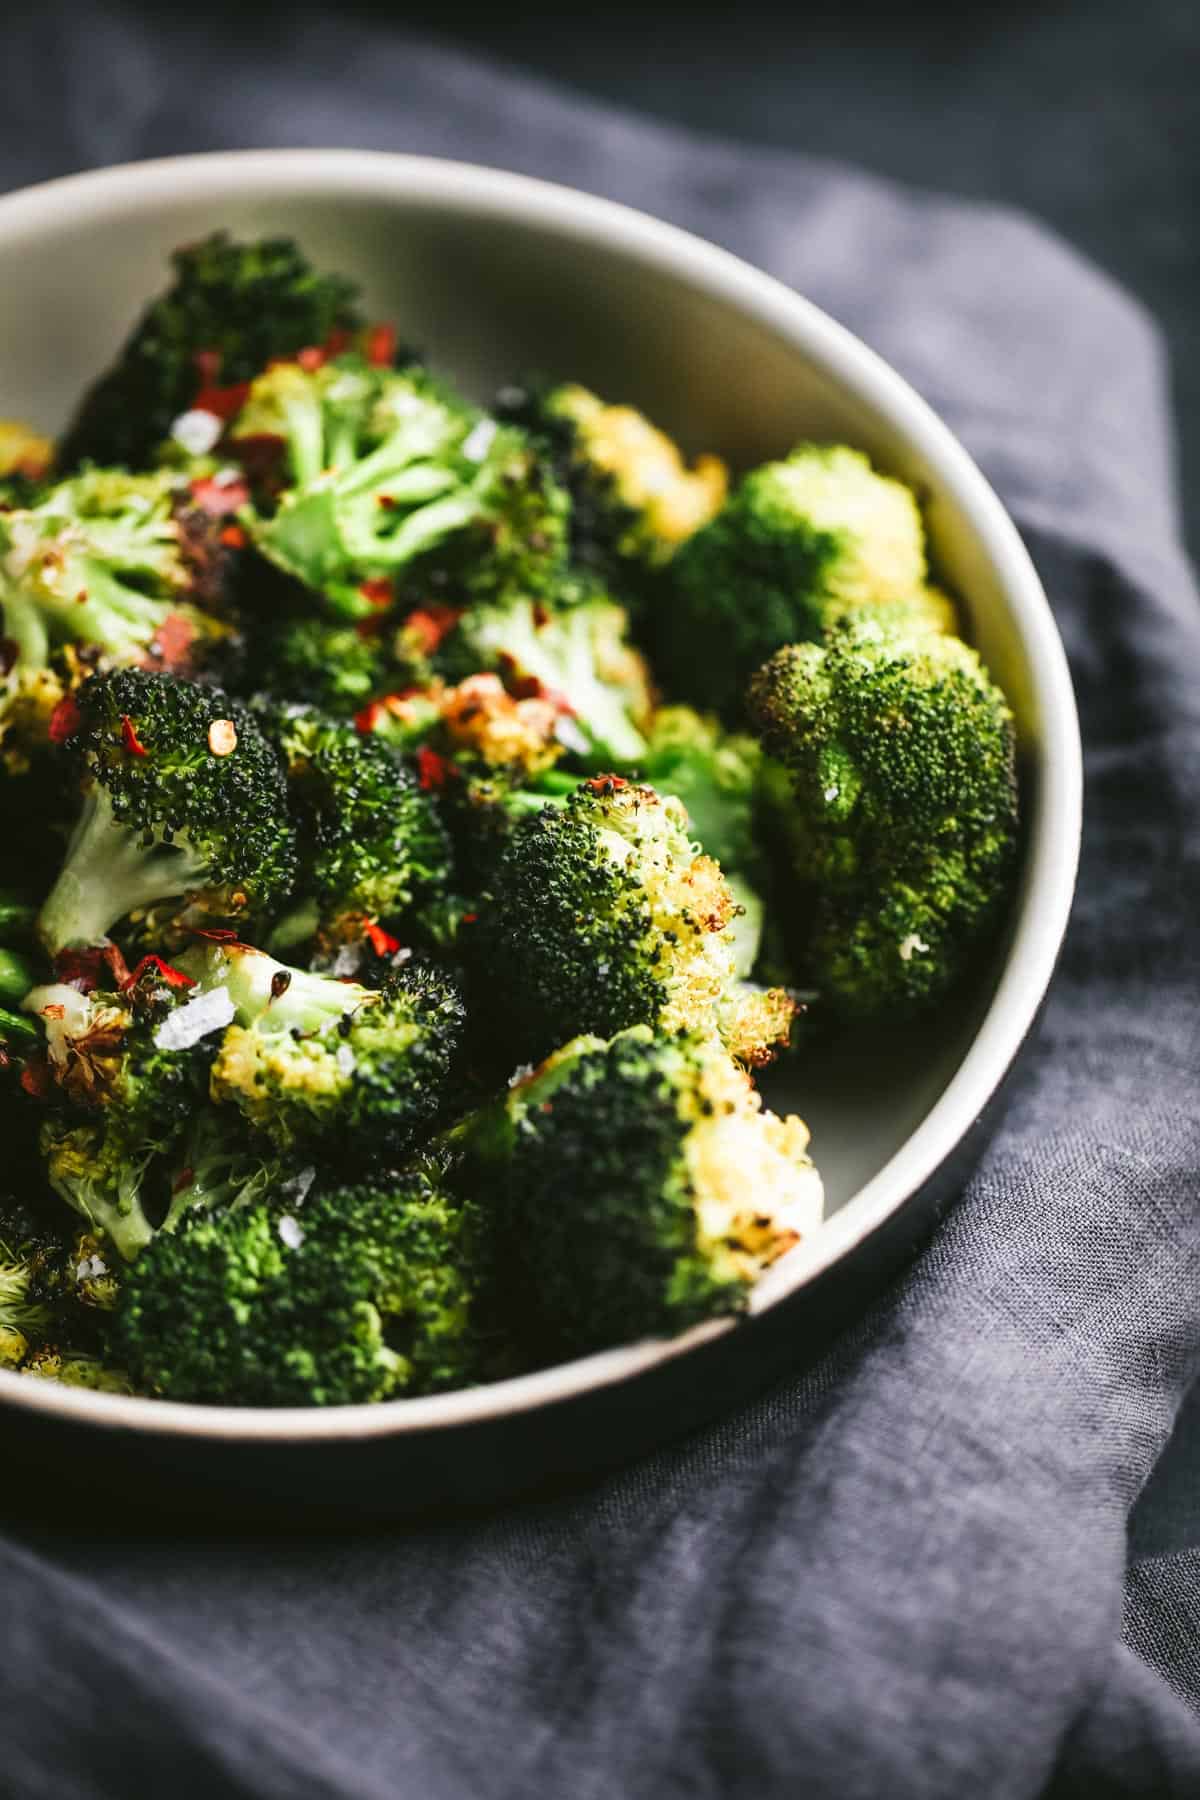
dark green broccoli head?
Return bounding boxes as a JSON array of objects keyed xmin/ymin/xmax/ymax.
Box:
[
  {"xmin": 37, "ymin": 668, "xmax": 296, "ymax": 954},
  {"xmin": 466, "ymin": 1026, "xmax": 822, "ymax": 1357},
  {"xmin": 179, "ymin": 939, "xmax": 466, "ymax": 1160},
  {"xmin": 472, "ymin": 776, "xmax": 756, "ymax": 1067},
  {"xmin": 113, "ymin": 1162, "xmax": 491, "ymax": 1405},
  {"xmin": 254, "ymin": 614, "xmax": 390, "ymax": 715},
  {"xmin": 747, "ymin": 615, "xmax": 1019, "ymax": 1020},
  {"xmin": 56, "ymin": 233, "xmax": 363, "ymax": 473},
  {"xmin": 262, "ymin": 704, "xmax": 451, "ymax": 940},
  {"xmin": 496, "ymin": 380, "xmax": 727, "ymax": 578},
  {"xmin": 655, "ymin": 445, "xmax": 933, "ymax": 716}
]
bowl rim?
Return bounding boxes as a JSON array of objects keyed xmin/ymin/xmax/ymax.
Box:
[{"xmin": 0, "ymin": 147, "xmax": 1083, "ymax": 1442}]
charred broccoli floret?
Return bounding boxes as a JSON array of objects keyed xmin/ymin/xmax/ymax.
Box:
[
  {"xmin": 460, "ymin": 1025, "xmax": 821, "ymax": 1356},
  {"xmin": 233, "ymin": 360, "xmax": 569, "ymax": 616},
  {"xmin": 442, "ymin": 591, "xmax": 653, "ymax": 765},
  {"xmin": 0, "ymin": 1188, "xmax": 128, "ymax": 1387},
  {"xmin": 113, "ymin": 1161, "xmax": 492, "ymax": 1405},
  {"xmin": 37, "ymin": 668, "xmax": 296, "ymax": 955},
  {"xmin": 178, "ymin": 938, "xmax": 466, "ymax": 1159},
  {"xmin": 56, "ymin": 233, "xmax": 363, "ymax": 473},
  {"xmin": 655, "ymin": 445, "xmax": 949, "ymax": 715},
  {"xmin": 498, "ymin": 380, "xmax": 727, "ymax": 575},
  {"xmin": 472, "ymin": 776, "xmax": 795, "ymax": 1067},
  {"xmin": 19, "ymin": 965, "xmax": 234, "ymax": 1264},
  {"xmin": 260, "ymin": 704, "xmax": 451, "ymax": 955},
  {"xmin": 747, "ymin": 614, "xmax": 1019, "ymax": 1020}
]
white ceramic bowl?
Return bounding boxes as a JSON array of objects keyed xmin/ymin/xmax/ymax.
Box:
[{"xmin": 0, "ymin": 151, "xmax": 1081, "ymax": 1515}]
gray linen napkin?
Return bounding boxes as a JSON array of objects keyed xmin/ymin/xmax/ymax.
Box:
[{"xmin": 3, "ymin": 12, "xmax": 1199, "ymax": 1798}]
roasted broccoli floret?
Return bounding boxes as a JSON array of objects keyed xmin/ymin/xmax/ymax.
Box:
[
  {"xmin": 56, "ymin": 232, "xmax": 363, "ymax": 473},
  {"xmin": 442, "ymin": 591, "xmax": 653, "ymax": 764},
  {"xmin": 254, "ymin": 613, "xmax": 391, "ymax": 715},
  {"xmin": 0, "ymin": 469, "xmax": 240, "ymax": 721},
  {"xmin": 0, "ymin": 1188, "xmax": 128, "ymax": 1386},
  {"xmin": 178, "ymin": 938, "xmax": 466, "ymax": 1159},
  {"xmin": 655, "ymin": 444, "xmax": 951, "ymax": 715},
  {"xmin": 37, "ymin": 668, "xmax": 296, "ymax": 955},
  {"xmin": 747, "ymin": 614, "xmax": 1019, "ymax": 1020},
  {"xmin": 113, "ymin": 1161, "xmax": 491, "ymax": 1405},
  {"xmin": 259, "ymin": 704, "xmax": 451, "ymax": 956},
  {"xmin": 498, "ymin": 380, "xmax": 727, "ymax": 575},
  {"xmin": 459, "ymin": 1025, "xmax": 821, "ymax": 1356},
  {"xmin": 471, "ymin": 776, "xmax": 796, "ymax": 1067},
  {"xmin": 233, "ymin": 360, "xmax": 568, "ymax": 616}
]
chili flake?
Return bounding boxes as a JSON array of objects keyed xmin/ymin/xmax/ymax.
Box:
[
  {"xmin": 364, "ymin": 920, "xmax": 402, "ymax": 958},
  {"xmin": 48, "ymin": 694, "xmax": 81, "ymax": 743},
  {"xmin": 120, "ymin": 714, "xmax": 148, "ymax": 756},
  {"xmin": 365, "ymin": 323, "xmax": 397, "ymax": 367}
]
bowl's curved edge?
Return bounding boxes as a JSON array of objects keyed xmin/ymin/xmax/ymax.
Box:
[{"xmin": 0, "ymin": 148, "xmax": 1083, "ymax": 1447}]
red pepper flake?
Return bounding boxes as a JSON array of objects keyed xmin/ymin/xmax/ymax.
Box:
[
  {"xmin": 416, "ymin": 746, "xmax": 449, "ymax": 790},
  {"xmin": 531, "ymin": 602, "xmax": 551, "ymax": 629},
  {"xmin": 20, "ymin": 1059, "xmax": 53, "ymax": 1100},
  {"xmin": 219, "ymin": 523, "xmax": 247, "ymax": 548},
  {"xmin": 144, "ymin": 610, "xmax": 197, "ymax": 672},
  {"xmin": 192, "ymin": 348, "xmax": 222, "ymax": 388},
  {"xmin": 171, "ymin": 1166, "xmax": 196, "ymax": 1196},
  {"xmin": 75, "ymin": 589, "xmax": 89, "ymax": 606},
  {"xmin": 39, "ymin": 1003, "xmax": 66, "ymax": 1020},
  {"xmin": 54, "ymin": 945, "xmax": 107, "ymax": 993},
  {"xmin": 120, "ymin": 714, "xmax": 148, "ymax": 756},
  {"xmin": 460, "ymin": 912, "xmax": 478, "ymax": 926},
  {"xmin": 48, "ymin": 694, "xmax": 82, "ymax": 743},
  {"xmin": 585, "ymin": 774, "xmax": 628, "ymax": 796},
  {"xmin": 123, "ymin": 954, "xmax": 196, "ymax": 992},
  {"xmin": 365, "ymin": 323, "xmax": 397, "ymax": 367},
  {"xmin": 324, "ymin": 327, "xmax": 352, "ymax": 357},
  {"xmin": 377, "ymin": 494, "xmax": 397, "ymax": 510},
  {"xmin": 296, "ymin": 345, "xmax": 327, "ymax": 372},
  {"xmin": 192, "ymin": 380, "xmax": 251, "ymax": 421},
  {"xmin": 354, "ymin": 699, "xmax": 385, "ymax": 736},
  {"xmin": 189, "ymin": 475, "xmax": 250, "ymax": 516},
  {"xmin": 188, "ymin": 926, "xmax": 245, "ymax": 944},
  {"xmin": 363, "ymin": 920, "xmax": 402, "ymax": 958},
  {"xmin": 357, "ymin": 577, "xmax": 395, "ymax": 610},
  {"xmin": 402, "ymin": 604, "xmax": 463, "ymax": 654}
]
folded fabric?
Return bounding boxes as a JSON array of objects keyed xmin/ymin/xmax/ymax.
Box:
[{"xmin": 3, "ymin": 13, "xmax": 1200, "ymax": 1799}]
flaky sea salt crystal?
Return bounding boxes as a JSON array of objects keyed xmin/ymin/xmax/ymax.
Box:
[
  {"xmin": 153, "ymin": 984, "xmax": 236, "ymax": 1050},
  {"xmin": 461, "ymin": 418, "xmax": 498, "ymax": 463},
  {"xmin": 277, "ymin": 1215, "xmax": 305, "ymax": 1249},
  {"xmin": 170, "ymin": 409, "xmax": 224, "ymax": 456}
]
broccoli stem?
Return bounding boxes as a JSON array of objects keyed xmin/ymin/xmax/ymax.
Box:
[
  {"xmin": 38, "ymin": 784, "xmax": 209, "ymax": 954},
  {"xmin": 186, "ymin": 941, "xmax": 373, "ymax": 1036},
  {"xmin": 0, "ymin": 589, "xmax": 50, "ymax": 670}
]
